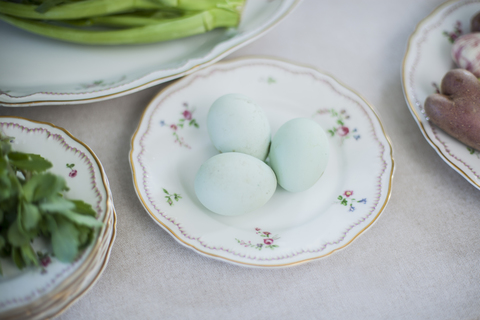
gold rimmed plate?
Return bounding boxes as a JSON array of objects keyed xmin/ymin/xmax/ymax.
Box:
[
  {"xmin": 130, "ymin": 57, "xmax": 394, "ymax": 267},
  {"xmin": 402, "ymin": 0, "xmax": 480, "ymax": 190}
]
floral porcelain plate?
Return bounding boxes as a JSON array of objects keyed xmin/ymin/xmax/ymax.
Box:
[
  {"xmin": 402, "ymin": 0, "xmax": 480, "ymax": 190},
  {"xmin": 0, "ymin": 0, "xmax": 300, "ymax": 107},
  {"xmin": 130, "ymin": 57, "xmax": 394, "ymax": 267},
  {"xmin": 0, "ymin": 117, "xmax": 116, "ymax": 319}
]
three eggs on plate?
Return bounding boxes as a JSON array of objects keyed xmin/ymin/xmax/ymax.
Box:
[{"xmin": 194, "ymin": 93, "xmax": 329, "ymax": 216}]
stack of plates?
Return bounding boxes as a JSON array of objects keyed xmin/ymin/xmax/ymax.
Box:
[{"xmin": 0, "ymin": 117, "xmax": 116, "ymax": 319}]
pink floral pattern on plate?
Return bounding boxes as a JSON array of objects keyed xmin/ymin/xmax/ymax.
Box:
[
  {"xmin": 443, "ymin": 20, "xmax": 463, "ymax": 43},
  {"xmin": 337, "ymin": 190, "xmax": 367, "ymax": 212},
  {"xmin": 66, "ymin": 163, "xmax": 77, "ymax": 177},
  {"xmin": 235, "ymin": 228, "xmax": 280, "ymax": 251},
  {"xmin": 160, "ymin": 102, "xmax": 199, "ymax": 149},
  {"xmin": 315, "ymin": 108, "xmax": 360, "ymax": 142}
]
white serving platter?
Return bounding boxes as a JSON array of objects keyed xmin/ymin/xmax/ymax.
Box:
[{"xmin": 0, "ymin": 0, "xmax": 300, "ymax": 107}]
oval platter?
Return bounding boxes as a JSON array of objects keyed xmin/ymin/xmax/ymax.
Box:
[{"xmin": 0, "ymin": 0, "xmax": 300, "ymax": 107}]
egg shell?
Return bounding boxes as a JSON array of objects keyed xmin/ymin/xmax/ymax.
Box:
[
  {"xmin": 207, "ymin": 93, "xmax": 271, "ymax": 161},
  {"xmin": 194, "ymin": 152, "xmax": 277, "ymax": 216},
  {"xmin": 268, "ymin": 118, "xmax": 329, "ymax": 192}
]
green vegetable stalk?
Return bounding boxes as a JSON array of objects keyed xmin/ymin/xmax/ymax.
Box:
[
  {"xmin": 0, "ymin": 134, "xmax": 102, "ymax": 275},
  {"xmin": 0, "ymin": 0, "xmax": 245, "ymax": 45}
]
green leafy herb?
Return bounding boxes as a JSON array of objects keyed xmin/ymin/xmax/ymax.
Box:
[{"xmin": 0, "ymin": 133, "xmax": 102, "ymax": 275}]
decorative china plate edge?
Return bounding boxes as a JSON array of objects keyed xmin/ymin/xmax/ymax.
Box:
[
  {"xmin": 0, "ymin": 1, "xmax": 302, "ymax": 107},
  {"xmin": 40, "ymin": 207, "xmax": 117, "ymax": 320},
  {"xmin": 401, "ymin": 0, "xmax": 480, "ymax": 190},
  {"xmin": 129, "ymin": 56, "xmax": 395, "ymax": 268}
]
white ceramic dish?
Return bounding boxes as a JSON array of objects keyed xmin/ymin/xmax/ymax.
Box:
[
  {"xmin": 0, "ymin": 117, "xmax": 116, "ymax": 319},
  {"xmin": 402, "ymin": 0, "xmax": 480, "ymax": 190},
  {"xmin": 130, "ymin": 57, "xmax": 394, "ymax": 267},
  {"xmin": 0, "ymin": 0, "xmax": 300, "ymax": 107}
]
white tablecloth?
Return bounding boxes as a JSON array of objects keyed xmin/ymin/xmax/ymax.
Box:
[{"xmin": 2, "ymin": 0, "xmax": 480, "ymax": 319}]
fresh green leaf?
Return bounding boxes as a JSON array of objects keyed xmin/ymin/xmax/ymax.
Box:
[
  {"xmin": 39, "ymin": 195, "xmax": 75, "ymax": 213},
  {"xmin": 7, "ymin": 221, "xmax": 30, "ymax": 247},
  {"xmin": 8, "ymin": 152, "xmax": 52, "ymax": 172},
  {"xmin": 20, "ymin": 244, "xmax": 39, "ymax": 267},
  {"xmin": 0, "ymin": 137, "xmax": 12, "ymax": 156},
  {"xmin": 77, "ymin": 225, "xmax": 94, "ymax": 249},
  {"xmin": 45, "ymin": 214, "xmax": 56, "ymax": 232},
  {"xmin": 23, "ymin": 173, "xmax": 67, "ymax": 202},
  {"xmin": 0, "ymin": 133, "xmax": 100, "ymax": 274},
  {"xmin": 0, "ymin": 175, "xmax": 13, "ymax": 201},
  {"xmin": 21, "ymin": 201, "xmax": 41, "ymax": 231},
  {"xmin": 49, "ymin": 216, "xmax": 79, "ymax": 263},
  {"xmin": 71, "ymin": 200, "xmax": 96, "ymax": 217},
  {"xmin": 0, "ymin": 235, "xmax": 5, "ymax": 251},
  {"xmin": 54, "ymin": 210, "xmax": 103, "ymax": 228},
  {"xmin": 0, "ymin": 156, "xmax": 8, "ymax": 175},
  {"xmin": 12, "ymin": 247, "xmax": 25, "ymax": 270},
  {"xmin": 37, "ymin": 218, "xmax": 49, "ymax": 236}
]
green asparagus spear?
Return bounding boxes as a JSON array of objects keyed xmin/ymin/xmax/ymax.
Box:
[
  {"xmin": 0, "ymin": 0, "xmax": 244, "ymax": 20},
  {"xmin": 0, "ymin": 7, "xmax": 240, "ymax": 45}
]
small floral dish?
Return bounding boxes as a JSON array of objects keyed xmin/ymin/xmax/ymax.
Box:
[
  {"xmin": 130, "ymin": 57, "xmax": 394, "ymax": 267},
  {"xmin": 0, "ymin": 117, "xmax": 116, "ymax": 319},
  {"xmin": 0, "ymin": 0, "xmax": 300, "ymax": 107},
  {"xmin": 402, "ymin": 0, "xmax": 480, "ymax": 190}
]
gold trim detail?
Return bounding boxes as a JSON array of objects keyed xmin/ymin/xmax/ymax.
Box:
[{"xmin": 129, "ymin": 56, "xmax": 395, "ymax": 268}]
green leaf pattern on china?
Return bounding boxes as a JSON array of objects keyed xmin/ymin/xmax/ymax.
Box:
[{"xmin": 163, "ymin": 188, "xmax": 182, "ymax": 206}]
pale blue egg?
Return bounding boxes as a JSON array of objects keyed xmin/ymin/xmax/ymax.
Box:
[
  {"xmin": 207, "ymin": 93, "xmax": 271, "ymax": 161},
  {"xmin": 194, "ymin": 153, "xmax": 277, "ymax": 216},
  {"xmin": 269, "ymin": 118, "xmax": 329, "ymax": 192}
]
